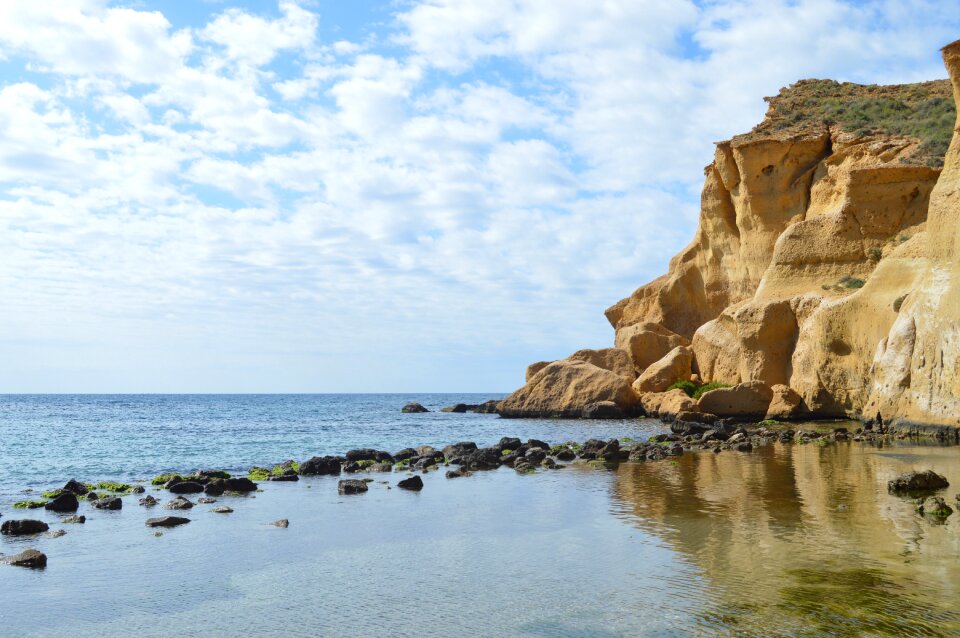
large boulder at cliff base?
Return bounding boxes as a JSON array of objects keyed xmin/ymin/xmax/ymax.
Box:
[
  {"xmin": 498, "ymin": 360, "xmax": 640, "ymax": 418},
  {"xmin": 697, "ymin": 381, "xmax": 774, "ymax": 417},
  {"xmin": 632, "ymin": 346, "xmax": 694, "ymax": 393},
  {"xmin": 582, "ymin": 401, "xmax": 624, "ymax": 419},
  {"xmin": 765, "ymin": 384, "xmax": 803, "ymax": 420},
  {"xmin": 640, "ymin": 389, "xmax": 699, "ymax": 420}
]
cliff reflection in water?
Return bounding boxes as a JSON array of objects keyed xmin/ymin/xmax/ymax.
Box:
[{"xmin": 610, "ymin": 438, "xmax": 960, "ymax": 636}]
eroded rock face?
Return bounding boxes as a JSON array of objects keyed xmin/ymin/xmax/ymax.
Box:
[
  {"xmin": 698, "ymin": 381, "xmax": 774, "ymax": 417},
  {"xmin": 633, "ymin": 346, "xmax": 693, "ymax": 393},
  {"xmin": 498, "ymin": 360, "xmax": 639, "ymax": 418},
  {"xmin": 506, "ymin": 41, "xmax": 960, "ymax": 425}
]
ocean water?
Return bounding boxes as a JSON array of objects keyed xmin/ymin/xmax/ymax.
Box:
[{"xmin": 2, "ymin": 395, "xmax": 960, "ymax": 637}]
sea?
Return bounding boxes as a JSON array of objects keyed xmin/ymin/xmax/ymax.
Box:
[{"xmin": 1, "ymin": 394, "xmax": 959, "ymax": 637}]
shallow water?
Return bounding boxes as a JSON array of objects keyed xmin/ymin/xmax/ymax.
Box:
[{"xmin": 2, "ymin": 396, "xmax": 960, "ymax": 637}]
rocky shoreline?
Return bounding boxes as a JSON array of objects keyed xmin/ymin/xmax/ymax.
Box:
[{"xmin": 2, "ymin": 411, "xmax": 958, "ymax": 569}]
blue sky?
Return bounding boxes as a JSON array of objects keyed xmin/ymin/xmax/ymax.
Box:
[{"xmin": 0, "ymin": 0, "xmax": 958, "ymax": 392}]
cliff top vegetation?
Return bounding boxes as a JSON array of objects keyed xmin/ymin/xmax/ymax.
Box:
[{"xmin": 745, "ymin": 78, "xmax": 955, "ymax": 167}]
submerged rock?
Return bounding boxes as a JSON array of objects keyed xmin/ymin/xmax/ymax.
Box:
[
  {"xmin": 2, "ymin": 548, "xmax": 47, "ymax": 568},
  {"xmin": 888, "ymin": 470, "xmax": 950, "ymax": 495},
  {"xmin": 271, "ymin": 519, "xmax": 289, "ymax": 528},
  {"xmin": 44, "ymin": 529, "xmax": 66, "ymax": 538},
  {"xmin": 299, "ymin": 456, "xmax": 341, "ymax": 476},
  {"xmin": 166, "ymin": 496, "xmax": 194, "ymax": 510},
  {"xmin": 92, "ymin": 496, "xmax": 122, "ymax": 510},
  {"xmin": 337, "ymin": 479, "xmax": 368, "ymax": 495},
  {"xmin": 222, "ymin": 477, "xmax": 258, "ymax": 492},
  {"xmin": 61, "ymin": 515, "xmax": 85, "ymax": 524},
  {"xmin": 146, "ymin": 516, "xmax": 191, "ymax": 528},
  {"xmin": 1, "ymin": 519, "xmax": 49, "ymax": 536},
  {"xmin": 917, "ymin": 496, "xmax": 953, "ymax": 519},
  {"xmin": 139, "ymin": 495, "xmax": 159, "ymax": 507},
  {"xmin": 401, "ymin": 402, "xmax": 429, "ymax": 413},
  {"xmin": 212, "ymin": 506, "xmax": 233, "ymax": 514},
  {"xmin": 441, "ymin": 403, "xmax": 468, "ymax": 413}
]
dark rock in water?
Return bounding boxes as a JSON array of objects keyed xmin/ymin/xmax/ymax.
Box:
[
  {"xmin": 441, "ymin": 403, "xmax": 469, "ymax": 413},
  {"xmin": 93, "ymin": 496, "xmax": 122, "ymax": 510},
  {"xmin": 369, "ymin": 463, "xmax": 393, "ymax": 473},
  {"xmin": 495, "ymin": 437, "xmax": 522, "ymax": 452},
  {"xmin": 499, "ymin": 450, "xmax": 522, "ymax": 467},
  {"xmin": 646, "ymin": 446, "xmax": 667, "ymax": 461},
  {"xmin": 514, "ymin": 459, "xmax": 535, "ymax": 473},
  {"xmin": 1, "ymin": 519, "xmax": 49, "ymax": 535},
  {"xmin": 778, "ymin": 431, "xmax": 793, "ymax": 443},
  {"xmin": 398, "ymin": 475, "xmax": 424, "ymax": 490},
  {"xmin": 527, "ymin": 439, "xmax": 550, "ymax": 451},
  {"xmin": 166, "ymin": 496, "xmax": 194, "ymax": 510},
  {"xmin": 299, "ymin": 456, "xmax": 342, "ymax": 476},
  {"xmin": 130, "ymin": 485, "xmax": 145, "ymax": 494},
  {"xmin": 222, "ymin": 477, "xmax": 258, "ymax": 492},
  {"xmin": 401, "ymin": 402, "xmax": 429, "ymax": 413},
  {"xmin": 197, "ymin": 497, "xmax": 217, "ymax": 504},
  {"xmin": 600, "ymin": 439, "xmax": 621, "ymax": 461},
  {"xmin": 734, "ymin": 441, "xmax": 753, "ymax": 452},
  {"xmin": 581, "ymin": 401, "xmax": 623, "ymax": 419},
  {"xmin": 44, "ymin": 529, "xmax": 66, "ymax": 538},
  {"xmin": 204, "ymin": 480, "xmax": 225, "ymax": 496},
  {"xmin": 146, "ymin": 516, "xmax": 191, "ymax": 528},
  {"xmin": 213, "ymin": 506, "xmax": 233, "ymax": 513},
  {"xmin": 474, "ymin": 400, "xmax": 500, "ymax": 413},
  {"xmin": 460, "ymin": 448, "xmax": 501, "ymax": 471},
  {"xmin": 552, "ymin": 447, "xmax": 576, "ymax": 461},
  {"xmin": 338, "ymin": 479, "xmax": 368, "ymax": 495},
  {"xmin": 345, "ymin": 448, "xmax": 380, "ymax": 462},
  {"xmin": 269, "ymin": 474, "xmax": 300, "ymax": 482},
  {"xmin": 525, "ymin": 448, "xmax": 547, "ymax": 464},
  {"xmin": 415, "ymin": 445, "xmax": 436, "ymax": 457},
  {"xmin": 169, "ymin": 481, "xmax": 204, "ymax": 494},
  {"xmin": 62, "ymin": 515, "xmax": 85, "ymax": 524},
  {"xmin": 86, "ymin": 492, "xmax": 101, "ymax": 501},
  {"xmin": 917, "ymin": 496, "xmax": 953, "ymax": 519},
  {"xmin": 578, "ymin": 439, "xmax": 607, "ymax": 459},
  {"xmin": 888, "ymin": 470, "xmax": 950, "ymax": 495},
  {"xmin": 394, "ymin": 448, "xmax": 418, "ymax": 461},
  {"xmin": 446, "ymin": 468, "xmax": 471, "ymax": 479},
  {"xmin": 2, "ymin": 548, "xmax": 46, "ymax": 568},
  {"xmin": 44, "ymin": 492, "xmax": 79, "ymax": 512},
  {"xmin": 342, "ymin": 461, "xmax": 362, "ymax": 473},
  {"xmin": 443, "ymin": 442, "xmax": 478, "ymax": 461},
  {"xmin": 62, "ymin": 479, "xmax": 89, "ymax": 495},
  {"xmin": 671, "ymin": 420, "xmax": 710, "ymax": 436},
  {"xmin": 271, "ymin": 519, "xmax": 289, "ymax": 528},
  {"xmin": 139, "ymin": 495, "xmax": 159, "ymax": 507}
]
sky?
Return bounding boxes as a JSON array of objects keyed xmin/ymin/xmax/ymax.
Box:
[{"xmin": 0, "ymin": 0, "xmax": 958, "ymax": 393}]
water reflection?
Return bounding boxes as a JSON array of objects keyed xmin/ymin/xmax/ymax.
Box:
[{"xmin": 611, "ymin": 440, "xmax": 960, "ymax": 636}]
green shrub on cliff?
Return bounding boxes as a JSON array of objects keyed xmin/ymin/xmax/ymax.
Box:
[
  {"xmin": 693, "ymin": 382, "xmax": 730, "ymax": 400},
  {"xmin": 667, "ymin": 380, "xmax": 699, "ymax": 397},
  {"xmin": 667, "ymin": 379, "xmax": 730, "ymax": 399}
]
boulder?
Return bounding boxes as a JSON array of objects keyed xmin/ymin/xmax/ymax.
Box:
[
  {"xmin": 62, "ymin": 479, "xmax": 89, "ymax": 495},
  {"xmin": 213, "ymin": 506, "xmax": 233, "ymax": 513},
  {"xmin": 44, "ymin": 492, "xmax": 79, "ymax": 513},
  {"xmin": 146, "ymin": 516, "xmax": 191, "ymax": 528},
  {"xmin": 632, "ymin": 346, "xmax": 694, "ymax": 393},
  {"xmin": 1, "ymin": 519, "xmax": 49, "ymax": 536},
  {"xmin": 204, "ymin": 480, "xmax": 225, "ymax": 496},
  {"xmin": 415, "ymin": 445, "xmax": 436, "ymax": 457},
  {"xmin": 581, "ymin": 401, "xmax": 624, "ymax": 419},
  {"xmin": 578, "ymin": 439, "xmax": 609, "ymax": 460},
  {"xmin": 299, "ymin": 456, "xmax": 342, "ymax": 476},
  {"xmin": 139, "ymin": 495, "xmax": 159, "ymax": 506},
  {"xmin": 442, "ymin": 442, "xmax": 478, "ymax": 461},
  {"xmin": 401, "ymin": 402, "xmax": 429, "ymax": 413},
  {"xmin": 441, "ymin": 403, "xmax": 468, "ymax": 413},
  {"xmin": 165, "ymin": 496, "xmax": 194, "ymax": 510},
  {"xmin": 495, "ymin": 437, "xmax": 522, "ymax": 452},
  {"xmin": 474, "ymin": 400, "xmax": 501, "ymax": 413},
  {"xmin": 92, "ymin": 496, "xmax": 122, "ymax": 510},
  {"xmin": 338, "ymin": 479, "xmax": 369, "ymax": 495},
  {"xmin": 526, "ymin": 361, "xmax": 553, "ymax": 381},
  {"xmin": 613, "ymin": 322, "xmax": 691, "ymax": 371},
  {"xmin": 641, "ymin": 389, "xmax": 699, "ymax": 420},
  {"xmin": 168, "ymin": 481, "xmax": 204, "ymax": 494},
  {"xmin": 198, "ymin": 497, "xmax": 217, "ymax": 504},
  {"xmin": 552, "ymin": 447, "xmax": 576, "ymax": 461},
  {"xmin": 61, "ymin": 515, "xmax": 85, "ymax": 524},
  {"xmin": 459, "ymin": 448, "xmax": 501, "ymax": 471},
  {"xmin": 697, "ymin": 381, "xmax": 773, "ymax": 417},
  {"xmin": 525, "ymin": 448, "xmax": 547, "ymax": 464},
  {"xmin": 269, "ymin": 474, "xmax": 300, "ymax": 481},
  {"xmin": 222, "ymin": 477, "xmax": 258, "ymax": 492},
  {"xmin": 445, "ymin": 468, "xmax": 471, "ymax": 479},
  {"xmin": 500, "ymin": 360, "xmax": 639, "ymax": 418},
  {"xmin": 888, "ymin": 470, "xmax": 949, "ymax": 495},
  {"xmin": 397, "ymin": 476, "xmax": 424, "ymax": 491},
  {"xmin": 565, "ymin": 348, "xmax": 636, "ymax": 380},
  {"xmin": 527, "ymin": 439, "xmax": 550, "ymax": 450},
  {"xmin": 766, "ymin": 385, "xmax": 803, "ymax": 420},
  {"xmin": 1, "ymin": 549, "xmax": 46, "ymax": 568},
  {"xmin": 271, "ymin": 519, "xmax": 290, "ymax": 528},
  {"xmin": 394, "ymin": 448, "xmax": 418, "ymax": 461},
  {"xmin": 345, "ymin": 449, "xmax": 380, "ymax": 462}
]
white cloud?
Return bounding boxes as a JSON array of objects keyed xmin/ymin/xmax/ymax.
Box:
[{"xmin": 0, "ymin": 0, "xmax": 958, "ymax": 391}]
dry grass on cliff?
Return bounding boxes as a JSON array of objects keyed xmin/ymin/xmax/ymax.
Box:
[{"xmin": 753, "ymin": 79, "xmax": 955, "ymax": 167}]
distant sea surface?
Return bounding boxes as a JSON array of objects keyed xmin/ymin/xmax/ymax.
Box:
[{"xmin": 3, "ymin": 395, "xmax": 960, "ymax": 637}]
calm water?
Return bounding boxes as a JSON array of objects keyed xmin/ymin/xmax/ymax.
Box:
[{"xmin": 1, "ymin": 395, "xmax": 959, "ymax": 637}]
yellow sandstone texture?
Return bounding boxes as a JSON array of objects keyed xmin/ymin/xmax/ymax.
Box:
[{"xmin": 501, "ymin": 40, "xmax": 960, "ymax": 427}]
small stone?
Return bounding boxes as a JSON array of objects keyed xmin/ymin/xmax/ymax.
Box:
[
  {"xmin": 917, "ymin": 496, "xmax": 953, "ymax": 519},
  {"xmin": 2, "ymin": 548, "xmax": 47, "ymax": 568},
  {"xmin": 44, "ymin": 529, "xmax": 67, "ymax": 538},
  {"xmin": 337, "ymin": 479, "xmax": 368, "ymax": 495},
  {"xmin": 888, "ymin": 470, "xmax": 950, "ymax": 495},
  {"xmin": 401, "ymin": 402, "xmax": 429, "ymax": 413},
  {"xmin": 61, "ymin": 515, "xmax": 85, "ymax": 524},
  {"xmin": 139, "ymin": 495, "xmax": 159, "ymax": 506},
  {"xmin": 92, "ymin": 496, "xmax": 122, "ymax": 510},
  {"xmin": 145, "ymin": 516, "xmax": 191, "ymax": 528},
  {"xmin": 130, "ymin": 485, "xmax": 145, "ymax": 494},
  {"xmin": 397, "ymin": 475, "xmax": 424, "ymax": 491},
  {"xmin": 271, "ymin": 519, "xmax": 289, "ymax": 528},
  {"xmin": 165, "ymin": 496, "xmax": 194, "ymax": 510},
  {"xmin": 197, "ymin": 497, "xmax": 217, "ymax": 504},
  {"xmin": 212, "ymin": 506, "xmax": 233, "ymax": 513}
]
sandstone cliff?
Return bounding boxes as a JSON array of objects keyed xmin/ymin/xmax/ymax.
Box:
[{"xmin": 501, "ymin": 40, "xmax": 960, "ymax": 430}]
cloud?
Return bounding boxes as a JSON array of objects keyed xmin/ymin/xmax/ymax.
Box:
[{"xmin": 0, "ymin": 0, "xmax": 958, "ymax": 391}]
